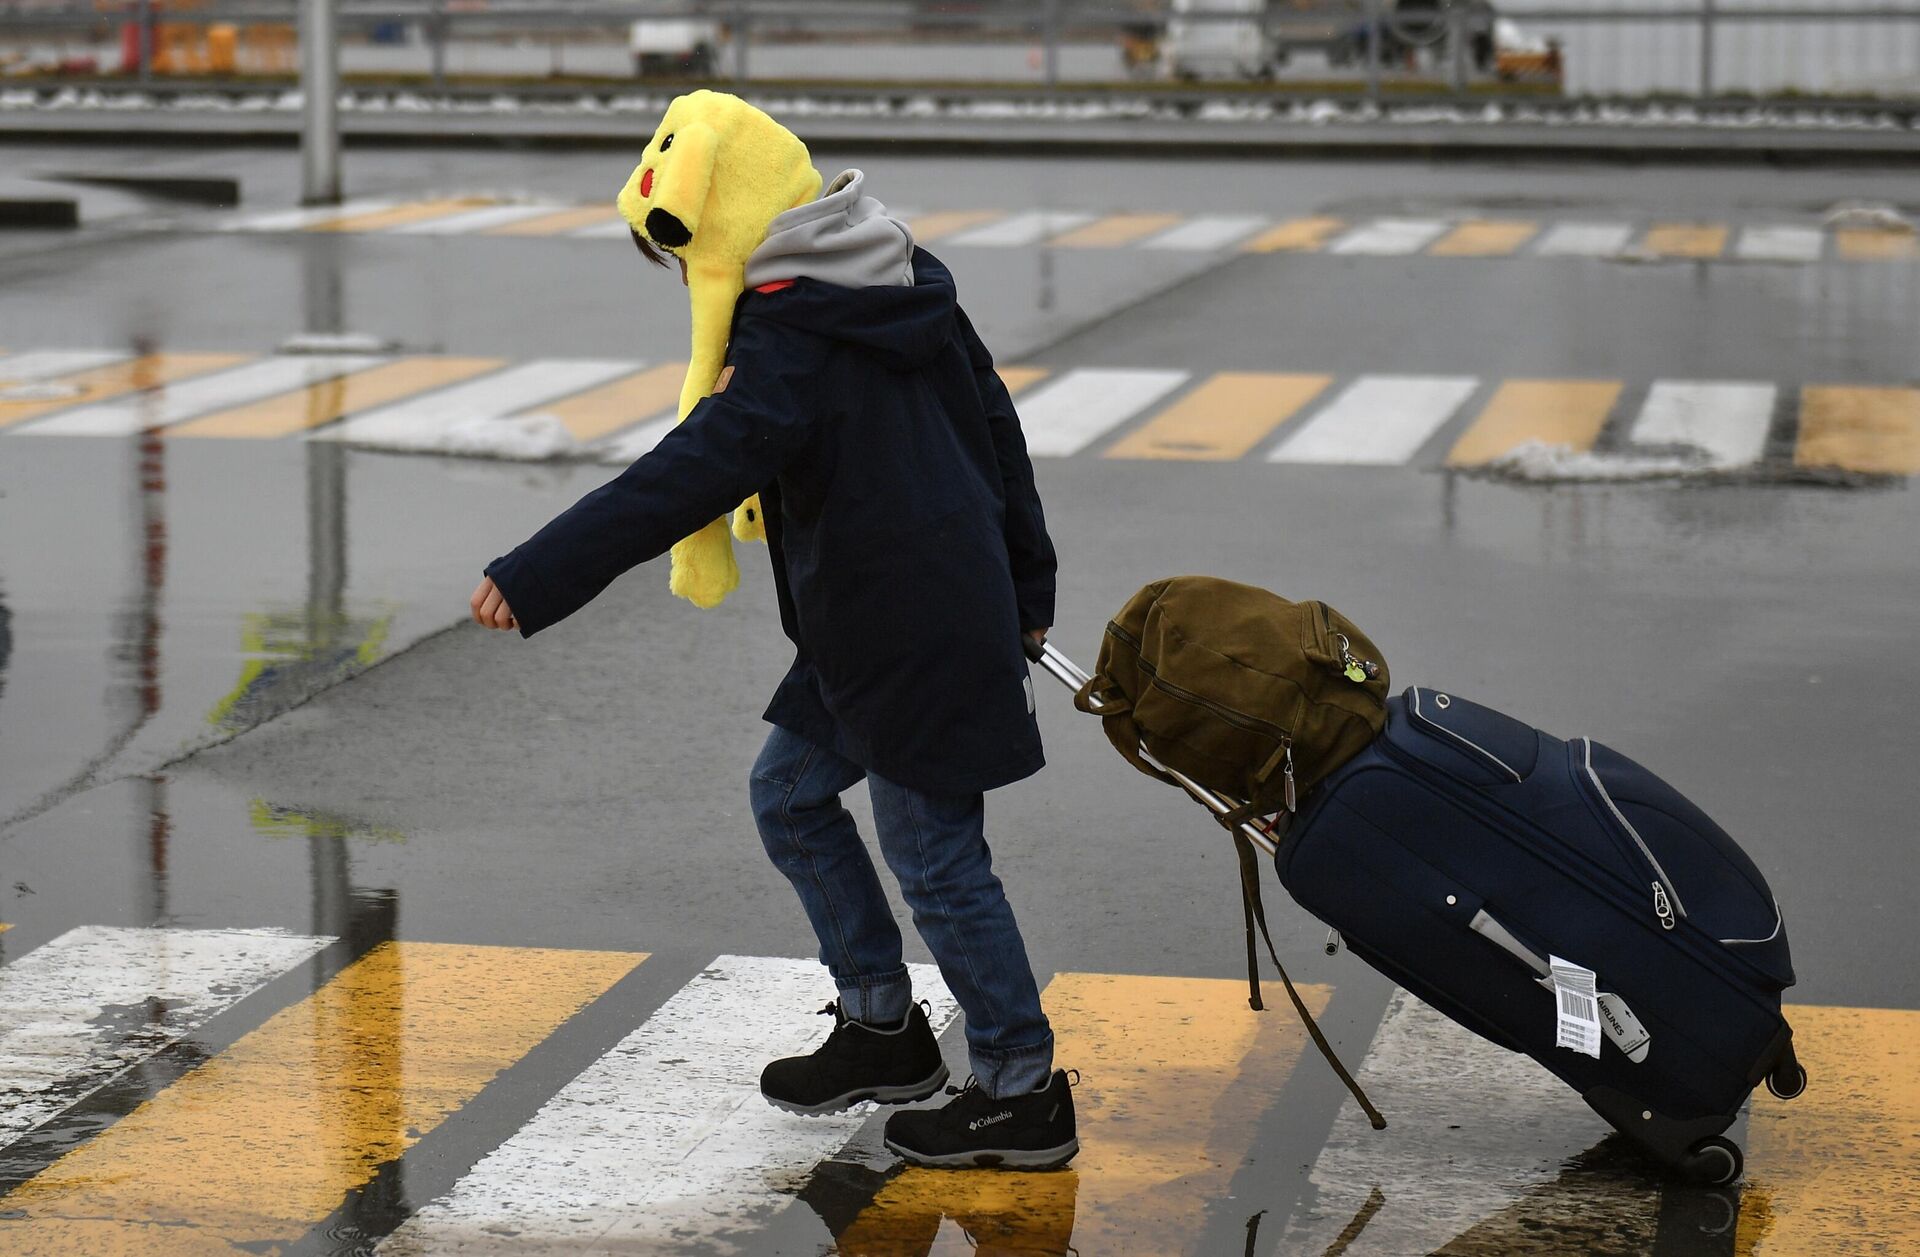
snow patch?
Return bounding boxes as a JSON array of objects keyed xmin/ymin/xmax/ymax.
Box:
[
  {"xmin": 1822, "ymin": 200, "xmax": 1913, "ymax": 231},
  {"xmin": 1477, "ymin": 440, "xmax": 1704, "ymax": 482},
  {"xmin": 345, "ymin": 411, "xmax": 581, "ymax": 461}
]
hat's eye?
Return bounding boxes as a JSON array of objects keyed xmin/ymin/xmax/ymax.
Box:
[{"xmin": 660, "ymin": 133, "xmax": 674, "ymax": 152}]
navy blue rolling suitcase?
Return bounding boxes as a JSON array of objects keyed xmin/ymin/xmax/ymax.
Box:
[{"xmin": 1275, "ymin": 685, "xmax": 1804, "ymax": 1184}]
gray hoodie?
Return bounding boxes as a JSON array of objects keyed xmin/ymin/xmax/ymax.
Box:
[{"xmin": 744, "ymin": 168, "xmax": 915, "ymax": 292}]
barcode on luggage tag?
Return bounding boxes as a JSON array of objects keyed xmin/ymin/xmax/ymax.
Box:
[{"xmin": 1549, "ymin": 955, "xmax": 1603, "ymax": 1059}]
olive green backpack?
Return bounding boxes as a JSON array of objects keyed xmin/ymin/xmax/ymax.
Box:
[
  {"xmin": 1072, "ymin": 576, "xmax": 1393, "ymax": 1130},
  {"xmin": 1072, "ymin": 576, "xmax": 1391, "ymax": 827}
]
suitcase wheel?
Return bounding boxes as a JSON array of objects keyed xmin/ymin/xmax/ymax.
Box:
[
  {"xmin": 1765, "ymin": 1060, "xmax": 1808, "ymax": 1101},
  {"xmin": 1682, "ymin": 1136, "xmax": 1744, "ymax": 1187}
]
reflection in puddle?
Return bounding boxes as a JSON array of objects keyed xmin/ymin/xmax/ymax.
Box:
[
  {"xmin": 206, "ymin": 605, "xmax": 393, "ymax": 734},
  {"xmin": 806, "ymin": 1160, "xmax": 1080, "ymax": 1256},
  {"xmin": 250, "ymin": 799, "xmax": 407, "ymax": 846}
]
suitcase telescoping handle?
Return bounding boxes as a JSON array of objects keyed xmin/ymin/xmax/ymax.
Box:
[{"xmin": 1023, "ymin": 634, "xmax": 1282, "ymax": 859}]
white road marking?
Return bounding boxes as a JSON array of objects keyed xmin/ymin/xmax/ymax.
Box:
[
  {"xmin": 1139, "ymin": 214, "xmax": 1270, "ymax": 251},
  {"xmin": 1734, "ymin": 226, "xmax": 1825, "ymax": 263},
  {"xmin": 16, "ymin": 355, "xmax": 384, "ymax": 436},
  {"xmin": 378, "ymin": 955, "xmax": 961, "ymax": 1256},
  {"xmin": 595, "ymin": 413, "xmax": 678, "ymax": 463},
  {"xmin": 1278, "ymin": 991, "xmax": 1656, "ymax": 1255},
  {"xmin": 1268, "ymin": 374, "xmax": 1480, "ymax": 465},
  {"xmin": 388, "ymin": 204, "xmax": 567, "ymax": 235},
  {"xmin": 312, "ymin": 360, "xmax": 637, "ymax": 448},
  {"xmin": 945, "ymin": 212, "xmax": 1096, "ymax": 248},
  {"xmin": 0, "ymin": 350, "xmax": 132, "ymax": 386},
  {"xmin": 1015, "ymin": 368, "xmax": 1190, "ymax": 457},
  {"xmin": 571, "ymin": 217, "xmax": 637, "ymax": 239},
  {"xmin": 0, "ymin": 926, "xmax": 332, "ymax": 1149},
  {"xmin": 1629, "ymin": 381, "xmax": 1777, "ymax": 469},
  {"xmin": 1328, "ymin": 219, "xmax": 1451, "ymax": 256},
  {"xmin": 214, "ymin": 200, "xmax": 399, "ymax": 232},
  {"xmin": 1534, "ymin": 222, "xmax": 1636, "ymax": 257}
]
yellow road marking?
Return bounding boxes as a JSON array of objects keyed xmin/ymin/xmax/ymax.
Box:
[
  {"xmin": 1834, "ymin": 228, "xmax": 1919, "ymax": 260},
  {"xmin": 1050, "ymin": 213, "xmax": 1184, "ymax": 249},
  {"xmin": 308, "ymin": 198, "xmax": 498, "ymax": 234},
  {"xmin": 0, "ymin": 354, "xmax": 248, "ymax": 431},
  {"xmin": 833, "ymin": 973, "xmax": 1332, "ymax": 1256},
  {"xmin": 0, "ymin": 941, "xmax": 643, "ymax": 1256},
  {"xmin": 168, "ymin": 357, "xmax": 505, "ymax": 438},
  {"xmin": 1642, "ymin": 223, "xmax": 1730, "ymax": 258},
  {"xmin": 1795, "ymin": 386, "xmax": 1920, "ymax": 474},
  {"xmin": 1430, "ymin": 219, "xmax": 1541, "ymax": 257},
  {"xmin": 529, "ymin": 361, "xmax": 685, "ymax": 442},
  {"xmin": 1446, "ymin": 378, "xmax": 1623, "ymax": 466},
  {"xmin": 1737, "ymin": 1004, "xmax": 1920, "ymax": 1255},
  {"xmin": 1106, "ymin": 371, "xmax": 1331, "ymax": 460},
  {"xmin": 489, "ymin": 204, "xmax": 621, "ymax": 236},
  {"xmin": 1241, "ymin": 216, "xmax": 1346, "ymax": 253},
  {"xmin": 0, "ymin": 922, "xmax": 10, "ymax": 932},
  {"xmin": 904, "ymin": 211, "xmax": 1003, "ymax": 242},
  {"xmin": 998, "ymin": 366, "xmax": 1049, "ymax": 397}
]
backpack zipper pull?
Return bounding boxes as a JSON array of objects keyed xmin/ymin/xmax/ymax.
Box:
[
  {"xmin": 1653, "ymin": 882, "xmax": 1675, "ymax": 930},
  {"xmin": 1283, "ymin": 743, "xmax": 1297, "ymax": 812}
]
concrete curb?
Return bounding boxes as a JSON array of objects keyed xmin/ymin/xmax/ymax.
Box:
[{"xmin": 4, "ymin": 108, "xmax": 1920, "ymax": 165}]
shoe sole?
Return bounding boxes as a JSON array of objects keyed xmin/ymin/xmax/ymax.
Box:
[
  {"xmin": 881, "ymin": 1136, "xmax": 1080, "ymax": 1171},
  {"xmin": 762, "ymin": 1063, "xmax": 950, "ymax": 1117}
]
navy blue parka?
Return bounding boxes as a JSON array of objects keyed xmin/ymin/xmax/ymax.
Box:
[{"xmin": 485, "ymin": 249, "xmax": 1057, "ymax": 795}]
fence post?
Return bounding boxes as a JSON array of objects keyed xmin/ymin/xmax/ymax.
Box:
[
  {"xmin": 300, "ymin": 0, "xmax": 341, "ymax": 205},
  {"xmin": 136, "ymin": 0, "xmax": 153, "ymax": 82},
  {"xmin": 1448, "ymin": 1, "xmax": 1467, "ymax": 95},
  {"xmin": 1699, "ymin": 0, "xmax": 1716, "ymax": 97},
  {"xmin": 1043, "ymin": 0, "xmax": 1061, "ymax": 88},
  {"xmin": 733, "ymin": 0, "xmax": 750, "ymax": 83},
  {"xmin": 1364, "ymin": 0, "xmax": 1382, "ymax": 101}
]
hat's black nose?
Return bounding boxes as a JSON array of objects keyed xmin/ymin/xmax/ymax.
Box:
[{"xmin": 645, "ymin": 208, "xmax": 692, "ymax": 248}]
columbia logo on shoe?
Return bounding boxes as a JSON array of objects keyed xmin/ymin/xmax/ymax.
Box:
[{"xmin": 968, "ymin": 1110, "xmax": 1013, "ymax": 1131}]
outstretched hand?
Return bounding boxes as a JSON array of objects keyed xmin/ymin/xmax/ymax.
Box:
[{"xmin": 470, "ymin": 576, "xmax": 519, "ymax": 632}]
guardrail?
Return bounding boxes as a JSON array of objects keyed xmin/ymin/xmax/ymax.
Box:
[{"xmin": 4, "ymin": 1, "xmax": 1918, "ymax": 101}]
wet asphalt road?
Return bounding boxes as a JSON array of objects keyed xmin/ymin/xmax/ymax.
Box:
[{"xmin": 0, "ymin": 139, "xmax": 1918, "ymax": 1255}]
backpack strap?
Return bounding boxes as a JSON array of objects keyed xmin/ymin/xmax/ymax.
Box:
[
  {"xmin": 1233, "ymin": 828, "xmax": 1388, "ymax": 1131},
  {"xmin": 1074, "ymin": 678, "xmax": 1184, "ymax": 792}
]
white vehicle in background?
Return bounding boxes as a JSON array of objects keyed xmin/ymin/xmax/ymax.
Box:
[
  {"xmin": 629, "ymin": 4, "xmax": 720, "ymax": 79},
  {"xmin": 1164, "ymin": 0, "xmax": 1276, "ymax": 81}
]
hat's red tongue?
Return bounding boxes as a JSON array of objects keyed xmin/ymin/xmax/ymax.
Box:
[{"xmin": 640, "ymin": 168, "xmax": 654, "ymax": 197}]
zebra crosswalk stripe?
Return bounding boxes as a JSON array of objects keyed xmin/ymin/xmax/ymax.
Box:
[
  {"xmin": 0, "ymin": 941, "xmax": 643, "ymax": 1256},
  {"xmin": 1140, "ymin": 214, "xmax": 1269, "ymax": 251},
  {"xmin": 0, "ymin": 350, "xmax": 133, "ymax": 387},
  {"xmin": 388, "ymin": 204, "xmax": 568, "ymax": 236},
  {"xmin": 1329, "ymin": 219, "xmax": 1451, "ymax": 256},
  {"xmin": 1446, "ymin": 379, "xmax": 1623, "ymax": 467},
  {"xmin": 1268, "ymin": 375, "xmax": 1480, "ymax": 465},
  {"xmin": 1429, "ymin": 220, "xmax": 1540, "ymax": 257},
  {"xmin": 833, "ymin": 973, "xmax": 1331, "ymax": 1256},
  {"xmin": 0, "ymin": 926, "xmax": 332, "ymax": 1151},
  {"xmin": 945, "ymin": 212, "xmax": 1095, "ymax": 248},
  {"xmin": 1534, "ymin": 222, "xmax": 1635, "ymax": 257},
  {"xmin": 1736, "ymin": 226, "xmax": 1826, "ymax": 263},
  {"xmin": 0, "ymin": 353, "xmax": 248, "ymax": 431},
  {"xmin": 1628, "ymin": 381, "xmax": 1777, "ymax": 469},
  {"xmin": 17, "ymin": 355, "xmax": 384, "ymax": 437},
  {"xmin": 1795, "ymin": 386, "xmax": 1920, "ymax": 475},
  {"xmin": 1015, "ymin": 368, "xmax": 1190, "ymax": 457},
  {"xmin": 312, "ymin": 359, "xmax": 641, "ymax": 449},
  {"xmin": 168, "ymin": 357, "xmax": 507, "ymax": 439},
  {"xmin": 1279, "ymin": 990, "xmax": 1658, "ymax": 1256},
  {"xmin": 379, "ymin": 956, "xmax": 960, "ymax": 1255},
  {"xmin": 216, "ymin": 199, "xmax": 398, "ymax": 233}
]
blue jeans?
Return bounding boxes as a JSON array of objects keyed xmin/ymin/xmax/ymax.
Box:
[{"xmin": 750, "ymin": 724, "xmax": 1054, "ymax": 1099}]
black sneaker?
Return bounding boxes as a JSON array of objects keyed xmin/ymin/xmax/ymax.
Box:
[
  {"xmin": 760, "ymin": 1000, "xmax": 948, "ymax": 1116},
  {"xmin": 883, "ymin": 1069, "xmax": 1079, "ymax": 1170}
]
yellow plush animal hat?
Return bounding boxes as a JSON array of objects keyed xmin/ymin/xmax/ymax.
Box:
[{"xmin": 616, "ymin": 91, "xmax": 823, "ymax": 609}]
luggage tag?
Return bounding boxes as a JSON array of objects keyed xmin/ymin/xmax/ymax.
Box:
[
  {"xmin": 1548, "ymin": 956, "xmax": 1603, "ymax": 1059},
  {"xmin": 1469, "ymin": 910, "xmax": 1651, "ymax": 1063}
]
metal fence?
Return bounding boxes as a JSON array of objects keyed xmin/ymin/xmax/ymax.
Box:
[{"xmin": 2, "ymin": 1, "xmax": 1917, "ymax": 100}]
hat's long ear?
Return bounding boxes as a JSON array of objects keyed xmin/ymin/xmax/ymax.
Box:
[{"xmin": 653, "ymin": 119, "xmax": 718, "ymax": 241}]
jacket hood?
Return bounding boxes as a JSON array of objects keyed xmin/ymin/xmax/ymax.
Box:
[
  {"xmin": 745, "ymin": 168, "xmax": 914, "ymax": 291},
  {"xmin": 745, "ymin": 234, "xmax": 957, "ymax": 371}
]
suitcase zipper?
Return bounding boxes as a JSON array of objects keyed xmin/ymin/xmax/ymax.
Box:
[{"xmin": 1577, "ymin": 739, "xmax": 1689, "ymax": 929}]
